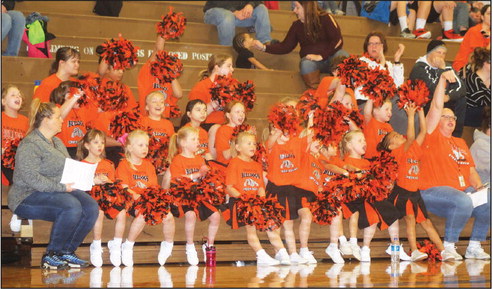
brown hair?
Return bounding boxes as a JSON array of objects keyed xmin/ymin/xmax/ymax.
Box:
[
  {"xmin": 363, "ymin": 31, "xmax": 388, "ymax": 54},
  {"xmin": 480, "ymin": 106, "xmax": 491, "ymax": 133},
  {"xmin": 49, "ymin": 47, "xmax": 80, "ymax": 75},
  {"xmin": 299, "ymin": 1, "xmax": 326, "ymax": 42},
  {"xmin": 199, "ymin": 54, "xmax": 232, "ymax": 79},
  {"xmin": 28, "ymin": 99, "xmax": 56, "ymax": 134},
  {"xmin": 180, "ymin": 99, "xmax": 207, "ymax": 128},
  {"xmin": 224, "ymin": 100, "xmax": 246, "ymax": 125},
  {"xmin": 167, "ymin": 126, "xmax": 199, "ymax": 163},
  {"xmin": 1, "ymin": 84, "xmax": 24, "ymax": 111},
  {"xmin": 470, "ymin": 47, "xmax": 491, "ymax": 72},
  {"xmin": 76, "ymin": 129, "xmax": 107, "ymax": 160},
  {"xmin": 339, "ymin": 130, "xmax": 364, "ymax": 158},
  {"xmin": 49, "ymin": 80, "xmax": 77, "ymax": 105}
]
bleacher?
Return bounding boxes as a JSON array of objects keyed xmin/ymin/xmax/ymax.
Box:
[{"xmin": 1, "ymin": 1, "xmax": 487, "ymax": 266}]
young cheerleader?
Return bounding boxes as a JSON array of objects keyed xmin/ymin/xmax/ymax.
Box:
[
  {"xmin": 232, "ymin": 33, "xmax": 272, "ymax": 70},
  {"xmin": 76, "ymin": 129, "xmax": 127, "ymax": 267},
  {"xmin": 188, "ymin": 54, "xmax": 235, "ymax": 130},
  {"xmin": 180, "ymin": 100, "xmax": 213, "ymax": 161},
  {"xmin": 377, "ymin": 103, "xmax": 455, "ymax": 262},
  {"xmin": 363, "ymin": 98, "xmax": 393, "ymax": 159},
  {"xmin": 116, "ymin": 129, "xmax": 174, "ymax": 267},
  {"xmin": 33, "ymin": 47, "xmax": 80, "ymax": 102},
  {"xmin": 225, "ymin": 131, "xmax": 288, "ymax": 265},
  {"xmin": 163, "ymin": 127, "xmax": 221, "ymax": 266},
  {"xmin": 209, "ymin": 101, "xmax": 247, "ymax": 165}
]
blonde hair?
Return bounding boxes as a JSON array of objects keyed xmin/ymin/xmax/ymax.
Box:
[
  {"xmin": 199, "ymin": 54, "xmax": 232, "ymax": 79},
  {"xmin": 1, "ymin": 84, "xmax": 24, "ymax": 111},
  {"xmin": 167, "ymin": 126, "xmax": 199, "ymax": 163},
  {"xmin": 279, "ymin": 96, "xmax": 299, "ymax": 106},
  {"xmin": 124, "ymin": 129, "xmax": 149, "ymax": 170},
  {"xmin": 145, "ymin": 91, "xmax": 165, "ymax": 105},
  {"xmin": 28, "ymin": 99, "xmax": 57, "ymax": 134},
  {"xmin": 339, "ymin": 129, "xmax": 364, "ymax": 158},
  {"xmin": 76, "ymin": 129, "xmax": 107, "ymax": 160},
  {"xmin": 231, "ymin": 131, "xmax": 256, "ymax": 158}
]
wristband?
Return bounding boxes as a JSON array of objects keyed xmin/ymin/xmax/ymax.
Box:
[{"xmin": 394, "ymin": 61, "xmax": 401, "ymax": 64}]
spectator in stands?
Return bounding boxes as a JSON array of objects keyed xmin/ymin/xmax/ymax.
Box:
[
  {"xmin": 1, "ymin": 0, "xmax": 25, "ymax": 56},
  {"xmin": 420, "ymin": 73, "xmax": 490, "ymax": 261},
  {"xmin": 203, "ymin": 1, "xmax": 273, "ymax": 46},
  {"xmin": 232, "ymin": 32, "xmax": 272, "ymax": 70},
  {"xmin": 7, "ymin": 100, "xmax": 99, "ymax": 270},
  {"xmin": 408, "ymin": 1, "xmax": 464, "ymax": 41},
  {"xmin": 389, "ymin": 1, "xmax": 417, "ymax": 38},
  {"xmin": 452, "ymin": 1, "xmax": 472, "ymax": 37},
  {"xmin": 409, "ymin": 40, "xmax": 466, "ymax": 137},
  {"xmin": 317, "ymin": 1, "xmax": 345, "ymax": 15},
  {"xmin": 453, "ymin": 4, "xmax": 490, "ymax": 73},
  {"xmin": 253, "ymin": 1, "xmax": 348, "ymax": 89},
  {"xmin": 32, "ymin": 47, "xmax": 80, "ymax": 103},
  {"xmin": 462, "ymin": 47, "xmax": 490, "ymax": 146},
  {"xmin": 469, "ymin": 6, "xmax": 482, "ymax": 27},
  {"xmin": 470, "ymin": 107, "xmax": 490, "ymax": 184}
]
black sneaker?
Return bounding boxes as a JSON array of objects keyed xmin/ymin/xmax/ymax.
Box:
[
  {"xmin": 58, "ymin": 253, "xmax": 90, "ymax": 268},
  {"xmin": 41, "ymin": 253, "xmax": 70, "ymax": 270}
]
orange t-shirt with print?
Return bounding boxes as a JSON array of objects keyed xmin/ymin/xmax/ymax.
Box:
[
  {"xmin": 363, "ymin": 117, "xmax": 393, "ymax": 159},
  {"xmin": 391, "ymin": 140, "xmax": 422, "ymax": 192},
  {"xmin": 226, "ymin": 157, "xmax": 265, "ymax": 198},
  {"xmin": 184, "ymin": 122, "xmax": 209, "ymax": 156},
  {"xmin": 57, "ymin": 107, "xmax": 91, "ymax": 147},
  {"xmin": 169, "ymin": 154, "xmax": 206, "ymax": 179},
  {"xmin": 266, "ymin": 136, "xmax": 307, "ymax": 186},
  {"xmin": 1, "ymin": 112, "xmax": 29, "ymax": 148},
  {"xmin": 420, "ymin": 128, "xmax": 475, "ymax": 191},
  {"xmin": 115, "ymin": 158, "xmax": 158, "ymax": 194},
  {"xmin": 82, "ymin": 159, "xmax": 116, "ymax": 182},
  {"xmin": 315, "ymin": 76, "xmax": 357, "ymax": 109},
  {"xmin": 293, "ymin": 153, "xmax": 323, "ymax": 193},
  {"xmin": 343, "ymin": 156, "xmax": 371, "ymax": 171},
  {"xmin": 140, "ymin": 116, "xmax": 175, "ymax": 141},
  {"xmin": 188, "ymin": 77, "xmax": 226, "ymax": 124},
  {"xmin": 215, "ymin": 125, "xmax": 235, "ymax": 165},
  {"xmin": 137, "ymin": 60, "xmax": 178, "ymax": 118},
  {"xmin": 321, "ymin": 155, "xmax": 346, "ymax": 184},
  {"xmin": 33, "ymin": 74, "xmax": 62, "ymax": 102}
]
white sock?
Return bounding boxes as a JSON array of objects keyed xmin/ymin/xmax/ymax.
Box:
[
  {"xmin": 350, "ymin": 237, "xmax": 358, "ymax": 244},
  {"xmin": 468, "ymin": 240, "xmax": 481, "ymax": 248},
  {"xmin": 113, "ymin": 238, "xmax": 123, "ymax": 245},
  {"xmin": 299, "ymin": 247, "xmax": 309, "ymax": 254},
  {"xmin": 361, "ymin": 245, "xmax": 370, "ymax": 250},
  {"xmin": 444, "ymin": 21, "xmax": 453, "ymax": 31},
  {"xmin": 92, "ymin": 239, "xmax": 102, "ymax": 247},
  {"xmin": 164, "ymin": 241, "xmax": 173, "ymax": 246},
  {"xmin": 124, "ymin": 240, "xmax": 135, "ymax": 248},
  {"xmin": 256, "ymin": 249, "xmax": 266, "ymax": 256},
  {"xmin": 443, "ymin": 241, "xmax": 455, "ymax": 249},
  {"xmin": 399, "ymin": 16, "xmax": 408, "ymax": 31},
  {"xmin": 329, "ymin": 243, "xmax": 338, "ymax": 249},
  {"xmin": 339, "ymin": 235, "xmax": 348, "ymax": 243},
  {"xmin": 186, "ymin": 243, "xmax": 195, "ymax": 250},
  {"xmin": 416, "ymin": 18, "xmax": 426, "ymax": 30}
]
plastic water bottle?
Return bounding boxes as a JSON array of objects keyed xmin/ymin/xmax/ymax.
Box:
[
  {"xmin": 391, "ymin": 238, "xmax": 400, "ymax": 263},
  {"xmin": 389, "ymin": 261, "xmax": 399, "ymax": 287},
  {"xmin": 33, "ymin": 80, "xmax": 41, "ymax": 93},
  {"xmin": 205, "ymin": 245, "xmax": 216, "ymax": 267}
]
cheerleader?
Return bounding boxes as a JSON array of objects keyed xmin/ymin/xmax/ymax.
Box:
[
  {"xmin": 362, "ymin": 98, "xmax": 393, "ymax": 159},
  {"xmin": 377, "ymin": 103, "xmax": 454, "ymax": 262},
  {"xmin": 162, "ymin": 127, "xmax": 221, "ymax": 266},
  {"xmin": 180, "ymin": 99, "xmax": 213, "ymax": 160},
  {"xmin": 225, "ymin": 131, "xmax": 287, "ymax": 265},
  {"xmin": 116, "ymin": 130, "xmax": 173, "ymax": 267},
  {"xmin": 76, "ymin": 129, "xmax": 126, "ymax": 267}
]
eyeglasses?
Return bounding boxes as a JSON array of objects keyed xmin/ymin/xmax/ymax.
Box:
[
  {"xmin": 368, "ymin": 42, "xmax": 383, "ymax": 46},
  {"xmin": 441, "ymin": 115, "xmax": 457, "ymax": 121}
]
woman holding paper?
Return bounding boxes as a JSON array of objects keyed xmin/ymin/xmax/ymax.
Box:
[
  {"xmin": 419, "ymin": 73, "xmax": 491, "ymax": 261},
  {"xmin": 7, "ymin": 99, "xmax": 99, "ymax": 270}
]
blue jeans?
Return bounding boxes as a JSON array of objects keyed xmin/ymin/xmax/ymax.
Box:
[
  {"xmin": 299, "ymin": 49, "xmax": 349, "ymax": 75},
  {"xmin": 1, "ymin": 10, "xmax": 26, "ymax": 56},
  {"xmin": 204, "ymin": 4, "xmax": 272, "ymax": 46},
  {"xmin": 14, "ymin": 190, "xmax": 99, "ymax": 254},
  {"xmin": 421, "ymin": 186, "xmax": 491, "ymax": 243}
]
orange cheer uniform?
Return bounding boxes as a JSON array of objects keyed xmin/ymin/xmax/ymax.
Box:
[
  {"xmin": 363, "ymin": 117, "xmax": 393, "ymax": 159},
  {"xmin": 140, "ymin": 116, "xmax": 175, "ymax": 141},
  {"xmin": 1, "ymin": 112, "xmax": 29, "ymax": 148},
  {"xmin": 214, "ymin": 124, "xmax": 235, "ymax": 165},
  {"xmin": 183, "ymin": 122, "xmax": 209, "ymax": 156},
  {"xmin": 266, "ymin": 136, "xmax": 307, "ymax": 186},
  {"xmin": 82, "ymin": 158, "xmax": 116, "ymax": 181},
  {"xmin": 391, "ymin": 140, "xmax": 422, "ymax": 192},
  {"xmin": 226, "ymin": 157, "xmax": 264, "ymax": 198},
  {"xmin": 188, "ymin": 78, "xmax": 226, "ymax": 124},
  {"xmin": 115, "ymin": 158, "xmax": 158, "ymax": 194}
]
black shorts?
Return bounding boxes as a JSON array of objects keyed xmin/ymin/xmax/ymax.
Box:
[
  {"xmin": 342, "ymin": 198, "xmax": 380, "ymax": 229},
  {"xmin": 266, "ymin": 182, "xmax": 315, "ymax": 220},
  {"xmin": 388, "ymin": 185, "xmax": 429, "ymax": 223},
  {"xmin": 409, "ymin": 1, "xmax": 440, "ymax": 23}
]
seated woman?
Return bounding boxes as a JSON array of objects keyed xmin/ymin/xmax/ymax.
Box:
[{"xmin": 7, "ymin": 99, "xmax": 99, "ymax": 270}]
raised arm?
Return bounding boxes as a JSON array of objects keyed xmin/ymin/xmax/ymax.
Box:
[
  {"xmin": 426, "ymin": 71, "xmax": 456, "ymax": 133},
  {"xmin": 403, "ymin": 102, "xmax": 417, "ymax": 152},
  {"xmin": 148, "ymin": 35, "xmax": 166, "ymax": 63},
  {"xmin": 363, "ymin": 98, "xmax": 374, "ymax": 125},
  {"xmin": 415, "ymin": 108, "xmax": 427, "ymax": 146}
]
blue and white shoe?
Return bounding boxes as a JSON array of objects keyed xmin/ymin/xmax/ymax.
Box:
[
  {"xmin": 58, "ymin": 253, "xmax": 90, "ymax": 268},
  {"xmin": 41, "ymin": 253, "xmax": 69, "ymax": 270}
]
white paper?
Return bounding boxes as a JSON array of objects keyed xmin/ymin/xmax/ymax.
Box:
[
  {"xmin": 60, "ymin": 158, "xmax": 98, "ymax": 191},
  {"xmin": 467, "ymin": 187, "xmax": 488, "ymax": 208}
]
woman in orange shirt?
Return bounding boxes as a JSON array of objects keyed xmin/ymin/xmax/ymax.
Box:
[
  {"xmin": 33, "ymin": 47, "xmax": 80, "ymax": 102},
  {"xmin": 419, "ymin": 73, "xmax": 490, "ymax": 260},
  {"xmin": 180, "ymin": 99, "xmax": 213, "ymax": 160},
  {"xmin": 188, "ymin": 54, "xmax": 234, "ymax": 131}
]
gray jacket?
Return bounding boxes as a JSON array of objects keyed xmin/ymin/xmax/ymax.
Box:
[
  {"xmin": 470, "ymin": 129, "xmax": 490, "ymax": 184},
  {"xmin": 8, "ymin": 129, "xmax": 69, "ymax": 212}
]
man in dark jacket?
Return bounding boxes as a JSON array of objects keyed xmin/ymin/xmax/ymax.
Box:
[
  {"xmin": 409, "ymin": 40, "xmax": 467, "ymax": 137},
  {"xmin": 203, "ymin": 1, "xmax": 272, "ymax": 46}
]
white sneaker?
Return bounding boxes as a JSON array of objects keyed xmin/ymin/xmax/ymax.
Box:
[
  {"xmin": 186, "ymin": 244, "xmax": 199, "ymax": 266},
  {"xmin": 465, "ymin": 259, "xmax": 489, "ymax": 277},
  {"xmin": 359, "ymin": 262, "xmax": 371, "ymax": 275},
  {"xmin": 465, "ymin": 246, "xmax": 491, "ymax": 260},
  {"xmin": 185, "ymin": 265, "xmax": 198, "ymax": 287},
  {"xmin": 441, "ymin": 250, "xmax": 455, "ymax": 262},
  {"xmin": 107, "ymin": 267, "xmax": 121, "ymax": 287},
  {"xmin": 411, "ymin": 262, "xmax": 428, "ymax": 274},
  {"xmin": 121, "ymin": 266, "xmax": 133, "ymax": 288},
  {"xmin": 158, "ymin": 241, "xmax": 173, "ymax": 265},
  {"xmin": 90, "ymin": 242, "xmax": 104, "ymax": 267},
  {"xmin": 339, "ymin": 241, "xmax": 352, "ymax": 256},
  {"xmin": 325, "ymin": 263, "xmax": 344, "ymax": 278},
  {"xmin": 90, "ymin": 267, "xmax": 103, "ymax": 288},
  {"xmin": 299, "ymin": 263, "xmax": 316, "ymax": 277},
  {"xmin": 256, "ymin": 265, "xmax": 278, "ymax": 279},
  {"xmin": 276, "ymin": 266, "xmax": 290, "ymax": 279},
  {"xmin": 325, "ymin": 245, "xmax": 345, "ymax": 264},
  {"xmin": 385, "ymin": 244, "xmax": 412, "ymax": 261},
  {"xmin": 441, "ymin": 261, "xmax": 462, "ymax": 277},
  {"xmin": 290, "ymin": 252, "xmax": 308, "ymax": 264},
  {"xmin": 410, "ymin": 249, "xmax": 428, "ymax": 262},
  {"xmin": 158, "ymin": 267, "xmax": 173, "ymax": 287},
  {"xmin": 121, "ymin": 242, "xmax": 134, "ymax": 267},
  {"xmin": 274, "ymin": 248, "xmax": 291, "ymax": 265},
  {"xmin": 299, "ymin": 248, "xmax": 318, "ymax": 264},
  {"xmin": 9, "ymin": 214, "xmax": 21, "ymax": 232},
  {"xmin": 444, "ymin": 246, "xmax": 463, "ymax": 261},
  {"xmin": 108, "ymin": 240, "xmax": 122, "ymax": 267},
  {"xmin": 360, "ymin": 246, "xmax": 371, "ymax": 262},
  {"xmin": 350, "ymin": 243, "xmax": 362, "ymax": 261},
  {"xmin": 256, "ymin": 249, "xmax": 280, "ymax": 266}
]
